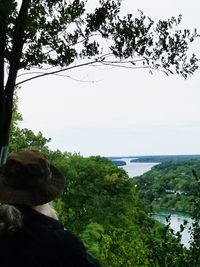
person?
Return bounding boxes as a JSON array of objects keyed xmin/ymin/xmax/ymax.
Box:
[{"xmin": 0, "ymin": 150, "xmax": 101, "ymax": 267}]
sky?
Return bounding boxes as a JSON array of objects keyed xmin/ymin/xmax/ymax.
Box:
[{"xmin": 18, "ymin": 0, "xmax": 200, "ymax": 157}]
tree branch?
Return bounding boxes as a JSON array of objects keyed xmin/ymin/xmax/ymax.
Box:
[
  {"xmin": 16, "ymin": 56, "xmax": 168, "ymax": 86},
  {"xmin": 15, "ymin": 59, "xmax": 100, "ymax": 86},
  {"xmin": 101, "ymin": 61, "xmax": 166, "ymax": 72},
  {"xmin": 17, "ymin": 71, "xmax": 100, "ymax": 83}
]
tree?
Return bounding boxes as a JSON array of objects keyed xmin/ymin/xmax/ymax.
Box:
[
  {"xmin": 186, "ymin": 170, "xmax": 200, "ymax": 266},
  {"xmin": 0, "ymin": 0, "xmax": 199, "ymax": 165},
  {"xmin": 52, "ymin": 153, "xmax": 155, "ymax": 266},
  {"xmin": 52, "ymin": 152, "xmax": 194, "ymax": 266}
]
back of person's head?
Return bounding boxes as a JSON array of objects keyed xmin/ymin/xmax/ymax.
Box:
[
  {"xmin": 0, "ymin": 150, "xmax": 65, "ymax": 237},
  {"xmin": 0, "ymin": 204, "xmax": 23, "ymax": 238}
]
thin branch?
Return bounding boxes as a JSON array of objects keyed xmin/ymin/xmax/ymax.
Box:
[
  {"xmin": 101, "ymin": 61, "xmax": 167, "ymax": 73},
  {"xmin": 91, "ymin": 64, "xmax": 116, "ymax": 71},
  {"xmin": 15, "ymin": 59, "xmax": 101, "ymax": 86},
  {"xmin": 17, "ymin": 55, "xmax": 115, "ymax": 78},
  {"xmin": 99, "ymin": 53, "xmax": 113, "ymax": 59},
  {"xmin": 100, "ymin": 57, "xmax": 153, "ymax": 65},
  {"xmin": 55, "ymin": 74, "xmax": 101, "ymax": 83},
  {"xmin": 17, "ymin": 71, "xmax": 51, "ymax": 78},
  {"xmin": 20, "ymin": 57, "xmax": 150, "ymax": 75},
  {"xmin": 16, "ymin": 56, "xmax": 169, "ymax": 86},
  {"xmin": 100, "ymin": 62, "xmax": 151, "ymax": 70},
  {"xmin": 26, "ymin": 65, "xmax": 58, "ymax": 71},
  {"xmin": 17, "ymin": 71, "xmax": 100, "ymax": 83}
]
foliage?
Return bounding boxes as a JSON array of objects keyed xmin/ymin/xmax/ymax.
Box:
[
  {"xmin": 134, "ymin": 160, "xmax": 200, "ymax": 266},
  {"xmin": 80, "ymin": 222, "xmax": 105, "ymax": 258},
  {"xmin": 185, "ymin": 170, "xmax": 200, "ymax": 266},
  {"xmin": 111, "ymin": 160, "xmax": 126, "ymax": 166},
  {"xmin": 52, "ymin": 152, "xmax": 154, "ymax": 266},
  {"xmin": 134, "ymin": 159, "xmax": 200, "ymax": 213},
  {"xmin": 145, "ymin": 217, "xmax": 189, "ymax": 267},
  {"xmin": 52, "ymin": 151, "xmax": 196, "ymax": 266},
  {"xmin": 9, "ymin": 128, "xmax": 51, "ymax": 153},
  {"xmin": 3, "ymin": 1, "xmax": 198, "ymax": 79},
  {"xmin": 9, "ymin": 102, "xmax": 200, "ymax": 266}
]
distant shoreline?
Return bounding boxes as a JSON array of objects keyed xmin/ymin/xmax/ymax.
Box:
[{"xmin": 108, "ymin": 154, "xmax": 200, "ymax": 163}]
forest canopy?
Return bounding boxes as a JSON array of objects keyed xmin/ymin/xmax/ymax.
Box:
[{"xmin": 8, "ymin": 100, "xmax": 200, "ymax": 267}]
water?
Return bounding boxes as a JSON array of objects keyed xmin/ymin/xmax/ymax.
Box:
[
  {"xmin": 115, "ymin": 158, "xmax": 192, "ymax": 247},
  {"xmin": 117, "ymin": 158, "xmax": 159, "ymax": 177},
  {"xmin": 154, "ymin": 209, "xmax": 193, "ymax": 248}
]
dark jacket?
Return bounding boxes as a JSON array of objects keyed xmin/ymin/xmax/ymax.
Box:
[{"xmin": 0, "ymin": 207, "xmax": 101, "ymax": 267}]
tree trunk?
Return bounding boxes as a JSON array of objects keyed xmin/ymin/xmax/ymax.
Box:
[
  {"xmin": 0, "ymin": 93, "xmax": 12, "ymax": 165},
  {"xmin": 0, "ymin": 0, "xmax": 31, "ymax": 166},
  {"xmin": 0, "ymin": 0, "xmax": 10, "ymax": 165}
]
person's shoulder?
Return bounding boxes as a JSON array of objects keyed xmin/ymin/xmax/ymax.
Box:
[
  {"xmin": 55, "ymin": 229, "xmax": 102, "ymax": 267},
  {"xmin": 54, "ymin": 229, "xmax": 86, "ymax": 252}
]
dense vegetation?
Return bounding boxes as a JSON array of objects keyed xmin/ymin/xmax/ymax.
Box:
[
  {"xmin": 134, "ymin": 160, "xmax": 200, "ymax": 213},
  {"xmin": 7, "ymin": 98, "xmax": 200, "ymax": 266},
  {"xmin": 111, "ymin": 160, "xmax": 126, "ymax": 167},
  {"xmin": 1, "ymin": 1, "xmax": 200, "ymax": 264}
]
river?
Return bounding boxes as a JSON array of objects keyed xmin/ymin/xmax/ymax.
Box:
[
  {"xmin": 154, "ymin": 209, "xmax": 192, "ymax": 248},
  {"xmin": 117, "ymin": 157, "xmax": 159, "ymax": 177},
  {"xmin": 115, "ymin": 158, "xmax": 192, "ymax": 247}
]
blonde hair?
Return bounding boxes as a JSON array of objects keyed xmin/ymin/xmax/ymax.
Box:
[
  {"xmin": 32, "ymin": 203, "xmax": 58, "ymax": 220},
  {"xmin": 0, "ymin": 203, "xmax": 58, "ymax": 238}
]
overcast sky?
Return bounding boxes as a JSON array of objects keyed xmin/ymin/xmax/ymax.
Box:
[{"xmin": 18, "ymin": 0, "xmax": 200, "ymax": 157}]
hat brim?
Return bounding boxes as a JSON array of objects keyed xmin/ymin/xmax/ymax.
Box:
[{"xmin": 0, "ymin": 165, "xmax": 65, "ymax": 206}]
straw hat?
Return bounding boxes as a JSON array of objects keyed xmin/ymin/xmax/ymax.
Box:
[{"xmin": 0, "ymin": 150, "xmax": 65, "ymax": 206}]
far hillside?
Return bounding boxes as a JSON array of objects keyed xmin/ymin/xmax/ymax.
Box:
[
  {"xmin": 131, "ymin": 154, "xmax": 200, "ymax": 163},
  {"xmin": 134, "ymin": 159, "xmax": 200, "ymax": 213},
  {"xmin": 108, "ymin": 155, "xmax": 200, "ymax": 165}
]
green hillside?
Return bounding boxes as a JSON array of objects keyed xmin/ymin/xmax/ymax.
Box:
[
  {"xmin": 131, "ymin": 155, "xmax": 200, "ymax": 163},
  {"xmin": 134, "ymin": 159, "xmax": 200, "ymax": 213}
]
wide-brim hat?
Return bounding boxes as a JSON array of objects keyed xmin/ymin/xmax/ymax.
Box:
[{"xmin": 0, "ymin": 150, "xmax": 65, "ymax": 206}]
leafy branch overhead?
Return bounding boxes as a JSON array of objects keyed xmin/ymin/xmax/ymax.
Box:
[
  {"xmin": 0, "ymin": 0, "xmax": 199, "ymax": 165},
  {"xmin": 4, "ymin": 0, "xmax": 199, "ymax": 86}
]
